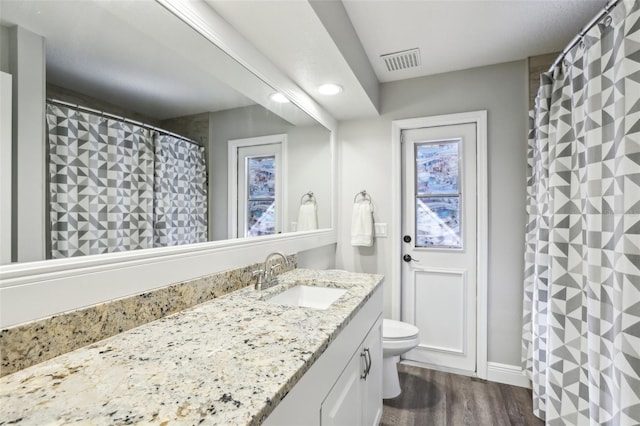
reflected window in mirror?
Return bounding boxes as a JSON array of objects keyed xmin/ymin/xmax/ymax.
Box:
[
  {"xmin": 229, "ymin": 134, "xmax": 286, "ymax": 238},
  {"xmin": 246, "ymin": 155, "xmax": 276, "ymax": 236}
]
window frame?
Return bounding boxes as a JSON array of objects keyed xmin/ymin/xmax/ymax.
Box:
[{"xmin": 228, "ymin": 134, "xmax": 288, "ymax": 239}]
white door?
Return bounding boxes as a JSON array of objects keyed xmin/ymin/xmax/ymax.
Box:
[{"xmin": 401, "ymin": 123, "xmax": 477, "ymax": 373}]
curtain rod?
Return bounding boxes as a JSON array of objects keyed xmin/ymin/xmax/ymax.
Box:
[
  {"xmin": 46, "ymin": 98, "xmax": 202, "ymax": 147},
  {"xmin": 549, "ymin": 0, "xmax": 621, "ymax": 72}
]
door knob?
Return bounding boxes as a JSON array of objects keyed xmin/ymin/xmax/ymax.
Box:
[
  {"xmin": 403, "ymin": 254, "xmax": 419, "ymax": 262},
  {"xmin": 403, "ymin": 235, "xmax": 412, "ymax": 243}
]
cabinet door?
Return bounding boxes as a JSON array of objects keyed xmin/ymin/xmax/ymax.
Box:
[
  {"xmin": 362, "ymin": 317, "xmax": 383, "ymax": 426},
  {"xmin": 320, "ymin": 349, "xmax": 363, "ymax": 426}
]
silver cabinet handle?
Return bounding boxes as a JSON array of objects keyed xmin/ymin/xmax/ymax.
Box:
[
  {"xmin": 361, "ymin": 348, "xmax": 372, "ymax": 380},
  {"xmin": 364, "ymin": 348, "xmax": 372, "ymax": 378},
  {"xmin": 360, "ymin": 351, "xmax": 368, "ymax": 379}
]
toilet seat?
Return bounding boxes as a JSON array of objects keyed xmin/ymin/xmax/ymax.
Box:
[{"xmin": 383, "ymin": 319, "xmax": 419, "ymax": 341}]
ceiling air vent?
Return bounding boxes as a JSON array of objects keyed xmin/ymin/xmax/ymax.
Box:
[{"xmin": 380, "ymin": 48, "xmax": 421, "ymax": 72}]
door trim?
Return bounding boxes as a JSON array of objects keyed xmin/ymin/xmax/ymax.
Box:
[{"xmin": 390, "ymin": 111, "xmax": 488, "ymax": 379}]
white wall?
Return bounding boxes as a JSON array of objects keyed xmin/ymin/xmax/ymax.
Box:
[
  {"xmin": 297, "ymin": 244, "xmax": 337, "ymax": 270},
  {"xmin": 0, "ymin": 28, "xmax": 10, "ymax": 265},
  {"xmin": 336, "ymin": 60, "xmax": 528, "ymax": 366},
  {"xmin": 7, "ymin": 26, "xmax": 46, "ymax": 263},
  {"xmin": 1, "ymin": 72, "xmax": 12, "ymax": 265}
]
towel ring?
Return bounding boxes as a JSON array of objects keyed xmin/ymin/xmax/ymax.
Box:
[
  {"xmin": 353, "ymin": 190, "xmax": 371, "ymax": 203},
  {"xmin": 354, "ymin": 189, "xmax": 374, "ymax": 208},
  {"xmin": 300, "ymin": 191, "xmax": 316, "ymax": 206},
  {"xmin": 354, "ymin": 190, "xmax": 373, "ymax": 213}
]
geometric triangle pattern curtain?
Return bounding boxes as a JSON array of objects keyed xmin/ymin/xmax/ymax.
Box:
[
  {"xmin": 522, "ymin": 1, "xmax": 640, "ymax": 424},
  {"xmin": 47, "ymin": 103, "xmax": 155, "ymax": 258},
  {"xmin": 47, "ymin": 103, "xmax": 207, "ymax": 258},
  {"xmin": 153, "ymin": 134, "xmax": 208, "ymax": 247}
]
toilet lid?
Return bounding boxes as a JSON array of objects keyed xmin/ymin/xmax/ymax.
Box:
[{"xmin": 383, "ymin": 319, "xmax": 419, "ymax": 340}]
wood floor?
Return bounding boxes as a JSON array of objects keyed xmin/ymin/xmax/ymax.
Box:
[{"xmin": 381, "ymin": 364, "xmax": 543, "ymax": 426}]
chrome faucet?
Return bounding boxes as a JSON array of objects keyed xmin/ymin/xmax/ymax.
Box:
[{"xmin": 253, "ymin": 251, "xmax": 290, "ymax": 290}]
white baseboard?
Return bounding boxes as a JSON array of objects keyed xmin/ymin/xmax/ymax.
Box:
[
  {"xmin": 400, "ymin": 359, "xmax": 477, "ymax": 379},
  {"xmin": 399, "ymin": 359, "xmax": 531, "ymax": 389},
  {"xmin": 486, "ymin": 362, "xmax": 531, "ymax": 388}
]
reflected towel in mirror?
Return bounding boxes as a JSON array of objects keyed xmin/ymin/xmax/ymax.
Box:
[
  {"xmin": 351, "ymin": 202, "xmax": 373, "ymax": 247},
  {"xmin": 297, "ymin": 203, "xmax": 318, "ymax": 231}
]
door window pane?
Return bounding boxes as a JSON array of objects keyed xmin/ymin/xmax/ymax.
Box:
[
  {"xmin": 247, "ymin": 200, "xmax": 275, "ymax": 236},
  {"xmin": 246, "ymin": 155, "xmax": 276, "ymax": 236},
  {"xmin": 416, "ymin": 141, "xmax": 459, "ymax": 195},
  {"xmin": 248, "ymin": 156, "xmax": 275, "ymax": 198},
  {"xmin": 415, "ymin": 140, "xmax": 461, "ymax": 248},
  {"xmin": 416, "ymin": 197, "xmax": 461, "ymax": 247}
]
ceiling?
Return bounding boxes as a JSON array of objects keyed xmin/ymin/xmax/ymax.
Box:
[
  {"xmin": 2, "ymin": 0, "xmax": 607, "ymax": 123},
  {"xmin": 207, "ymin": 0, "xmax": 605, "ymax": 120},
  {"xmin": 0, "ymin": 0, "xmax": 314, "ymax": 125}
]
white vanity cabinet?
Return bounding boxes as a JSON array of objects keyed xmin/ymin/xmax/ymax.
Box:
[
  {"xmin": 363, "ymin": 318, "xmax": 383, "ymax": 426},
  {"xmin": 321, "ymin": 316, "xmax": 382, "ymax": 425},
  {"xmin": 263, "ymin": 286, "xmax": 383, "ymax": 426}
]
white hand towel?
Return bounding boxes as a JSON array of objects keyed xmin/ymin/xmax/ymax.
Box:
[
  {"xmin": 351, "ymin": 202, "xmax": 374, "ymax": 247},
  {"xmin": 297, "ymin": 203, "xmax": 318, "ymax": 231}
]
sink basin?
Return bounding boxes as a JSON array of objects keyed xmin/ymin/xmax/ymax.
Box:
[{"xmin": 268, "ymin": 285, "xmax": 347, "ymax": 310}]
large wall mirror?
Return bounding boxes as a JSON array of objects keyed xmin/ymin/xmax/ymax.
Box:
[{"xmin": 0, "ymin": 0, "xmax": 332, "ymax": 266}]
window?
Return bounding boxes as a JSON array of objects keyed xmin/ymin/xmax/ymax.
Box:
[
  {"xmin": 228, "ymin": 134, "xmax": 287, "ymax": 238},
  {"xmin": 414, "ymin": 139, "xmax": 461, "ymax": 248},
  {"xmin": 246, "ymin": 155, "xmax": 276, "ymax": 236}
]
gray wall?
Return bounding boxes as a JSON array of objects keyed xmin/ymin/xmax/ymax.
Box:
[
  {"xmin": 285, "ymin": 123, "xmax": 332, "ymax": 231},
  {"xmin": 1, "ymin": 26, "xmax": 10, "ymax": 73},
  {"xmin": 209, "ymin": 105, "xmax": 331, "ymax": 241},
  {"xmin": 47, "ymin": 84, "xmax": 162, "ymax": 126},
  {"xmin": 336, "ymin": 60, "xmax": 528, "ymax": 366},
  {"xmin": 209, "ymin": 105, "xmax": 292, "ymax": 241},
  {"xmin": 161, "ymin": 113, "xmax": 210, "ymax": 149}
]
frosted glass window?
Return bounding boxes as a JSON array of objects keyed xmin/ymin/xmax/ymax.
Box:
[
  {"xmin": 246, "ymin": 155, "xmax": 276, "ymax": 236},
  {"xmin": 414, "ymin": 140, "xmax": 461, "ymax": 248}
]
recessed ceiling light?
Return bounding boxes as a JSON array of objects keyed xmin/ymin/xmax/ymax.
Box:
[
  {"xmin": 270, "ymin": 92, "xmax": 290, "ymax": 103},
  {"xmin": 318, "ymin": 83, "xmax": 343, "ymax": 96}
]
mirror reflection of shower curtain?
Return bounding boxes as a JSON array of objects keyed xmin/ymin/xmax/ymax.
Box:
[
  {"xmin": 153, "ymin": 134, "xmax": 207, "ymax": 247},
  {"xmin": 46, "ymin": 103, "xmax": 207, "ymax": 258}
]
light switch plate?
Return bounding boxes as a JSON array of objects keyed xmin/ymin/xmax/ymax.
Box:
[{"xmin": 374, "ymin": 223, "xmax": 387, "ymax": 237}]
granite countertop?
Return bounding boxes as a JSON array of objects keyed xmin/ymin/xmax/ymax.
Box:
[{"xmin": 0, "ymin": 269, "xmax": 383, "ymax": 425}]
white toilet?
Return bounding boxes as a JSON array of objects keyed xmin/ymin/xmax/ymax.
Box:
[{"xmin": 382, "ymin": 319, "xmax": 420, "ymax": 399}]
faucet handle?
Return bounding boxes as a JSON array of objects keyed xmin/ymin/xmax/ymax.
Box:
[{"xmin": 252, "ymin": 269, "xmax": 265, "ymax": 290}]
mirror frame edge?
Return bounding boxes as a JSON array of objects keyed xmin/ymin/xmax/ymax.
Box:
[{"xmin": 0, "ymin": 0, "xmax": 338, "ymax": 328}]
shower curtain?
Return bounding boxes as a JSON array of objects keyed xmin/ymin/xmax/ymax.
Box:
[
  {"xmin": 153, "ymin": 134, "xmax": 207, "ymax": 247},
  {"xmin": 522, "ymin": 0, "xmax": 640, "ymax": 424},
  {"xmin": 47, "ymin": 103, "xmax": 156, "ymax": 257},
  {"xmin": 47, "ymin": 103, "xmax": 207, "ymax": 258}
]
